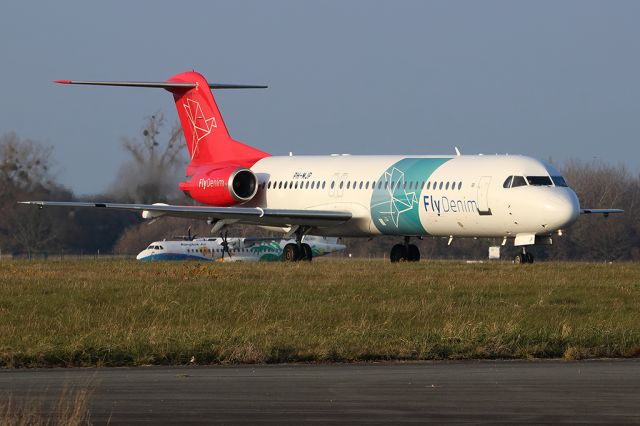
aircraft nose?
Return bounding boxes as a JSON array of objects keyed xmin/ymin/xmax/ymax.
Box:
[
  {"xmin": 136, "ymin": 251, "xmax": 145, "ymax": 260},
  {"xmin": 542, "ymin": 188, "xmax": 580, "ymax": 230}
]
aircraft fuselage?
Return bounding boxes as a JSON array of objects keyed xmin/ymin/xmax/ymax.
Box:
[{"xmin": 247, "ymin": 154, "xmax": 579, "ymax": 238}]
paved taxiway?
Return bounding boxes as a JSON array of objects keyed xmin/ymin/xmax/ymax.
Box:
[{"xmin": 1, "ymin": 360, "xmax": 639, "ymax": 424}]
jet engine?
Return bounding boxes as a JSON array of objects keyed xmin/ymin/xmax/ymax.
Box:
[{"xmin": 179, "ymin": 167, "xmax": 258, "ymax": 206}]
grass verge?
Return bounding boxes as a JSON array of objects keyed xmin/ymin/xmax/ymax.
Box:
[
  {"xmin": 0, "ymin": 260, "xmax": 639, "ymax": 367},
  {"xmin": 0, "ymin": 385, "xmax": 93, "ymax": 425}
]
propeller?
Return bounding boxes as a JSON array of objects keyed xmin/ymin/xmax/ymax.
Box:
[
  {"xmin": 220, "ymin": 230, "xmax": 232, "ymax": 259},
  {"xmin": 173, "ymin": 226, "xmax": 197, "ymax": 241}
]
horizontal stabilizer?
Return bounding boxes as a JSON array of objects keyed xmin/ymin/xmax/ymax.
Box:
[{"xmin": 54, "ymin": 80, "xmax": 267, "ymax": 90}]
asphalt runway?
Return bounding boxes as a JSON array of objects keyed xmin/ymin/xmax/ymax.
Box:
[{"xmin": 1, "ymin": 360, "xmax": 639, "ymax": 424}]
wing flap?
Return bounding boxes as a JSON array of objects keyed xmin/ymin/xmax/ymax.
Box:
[{"xmin": 19, "ymin": 201, "xmax": 351, "ymax": 227}]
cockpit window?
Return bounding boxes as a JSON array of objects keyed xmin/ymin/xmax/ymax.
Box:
[
  {"xmin": 511, "ymin": 176, "xmax": 527, "ymax": 188},
  {"xmin": 526, "ymin": 176, "xmax": 553, "ymax": 186},
  {"xmin": 147, "ymin": 245, "xmax": 154, "ymax": 250},
  {"xmin": 158, "ymin": 245, "xmax": 164, "ymax": 250},
  {"xmin": 551, "ymin": 176, "xmax": 568, "ymax": 187},
  {"xmin": 503, "ymin": 176, "xmax": 513, "ymax": 188}
]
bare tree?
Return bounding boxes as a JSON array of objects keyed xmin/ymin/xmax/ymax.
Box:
[
  {"xmin": 0, "ymin": 133, "xmax": 72, "ymax": 254},
  {"xmin": 110, "ymin": 113, "xmax": 187, "ymax": 203},
  {"xmin": 0, "ymin": 132, "xmax": 55, "ymax": 194},
  {"xmin": 560, "ymin": 160, "xmax": 639, "ymax": 260}
]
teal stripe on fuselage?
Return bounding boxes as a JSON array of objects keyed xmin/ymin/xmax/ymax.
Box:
[{"xmin": 370, "ymin": 157, "xmax": 450, "ymax": 235}]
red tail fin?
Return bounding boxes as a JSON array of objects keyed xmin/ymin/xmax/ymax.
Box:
[
  {"xmin": 54, "ymin": 71, "xmax": 269, "ymax": 169},
  {"xmin": 167, "ymin": 71, "xmax": 269, "ymax": 167}
]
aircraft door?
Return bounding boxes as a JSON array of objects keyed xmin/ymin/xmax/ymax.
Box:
[
  {"xmin": 329, "ymin": 173, "xmax": 348, "ymax": 198},
  {"xmin": 477, "ymin": 176, "xmax": 492, "ymax": 215},
  {"xmin": 337, "ymin": 173, "xmax": 347, "ymax": 197}
]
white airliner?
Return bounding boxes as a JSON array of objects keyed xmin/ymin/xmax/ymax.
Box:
[
  {"xmin": 137, "ymin": 235, "xmax": 346, "ymax": 262},
  {"xmin": 21, "ymin": 71, "xmax": 622, "ymax": 263}
]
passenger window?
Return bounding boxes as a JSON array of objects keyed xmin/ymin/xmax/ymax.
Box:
[
  {"xmin": 346, "ymin": 181, "xmax": 351, "ymax": 189},
  {"xmin": 439, "ymin": 182, "xmax": 443, "ymax": 190},
  {"xmin": 339, "ymin": 181, "xmax": 344, "ymax": 189},
  {"xmin": 310, "ymin": 181, "xmax": 315, "ymax": 189},
  {"xmin": 445, "ymin": 182, "xmax": 450, "ymax": 190},
  {"xmin": 305, "ymin": 181, "xmax": 310, "ymax": 189},
  {"xmin": 331, "ymin": 181, "xmax": 335, "ymax": 189},
  {"xmin": 511, "ymin": 176, "xmax": 527, "ymax": 187},
  {"xmin": 503, "ymin": 176, "xmax": 513, "ymax": 188},
  {"xmin": 526, "ymin": 176, "xmax": 553, "ymax": 186},
  {"xmin": 322, "ymin": 181, "xmax": 326, "ymax": 189},
  {"xmin": 458, "ymin": 182, "xmax": 462, "ymax": 190},
  {"xmin": 365, "ymin": 181, "xmax": 369, "ymax": 189},
  {"xmin": 359, "ymin": 181, "xmax": 363, "ymax": 189},
  {"xmin": 426, "ymin": 182, "xmax": 431, "ymax": 190}
]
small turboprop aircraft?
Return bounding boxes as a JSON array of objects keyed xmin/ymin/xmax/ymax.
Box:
[
  {"xmin": 21, "ymin": 71, "xmax": 622, "ymax": 263},
  {"xmin": 136, "ymin": 235, "xmax": 346, "ymax": 262}
]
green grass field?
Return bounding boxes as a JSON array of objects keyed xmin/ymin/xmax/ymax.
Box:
[{"xmin": 0, "ymin": 260, "xmax": 639, "ymax": 367}]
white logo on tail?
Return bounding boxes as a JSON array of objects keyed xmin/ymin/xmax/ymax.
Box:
[{"xmin": 183, "ymin": 98, "xmax": 217, "ymax": 160}]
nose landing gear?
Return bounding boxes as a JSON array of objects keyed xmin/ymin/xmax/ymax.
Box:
[{"xmin": 390, "ymin": 236, "xmax": 420, "ymax": 262}]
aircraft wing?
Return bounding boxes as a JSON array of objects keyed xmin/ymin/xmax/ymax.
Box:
[
  {"xmin": 580, "ymin": 208, "xmax": 624, "ymax": 216},
  {"xmin": 19, "ymin": 201, "xmax": 352, "ymax": 228}
]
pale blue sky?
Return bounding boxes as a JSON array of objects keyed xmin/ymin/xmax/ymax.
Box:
[{"xmin": 1, "ymin": 0, "xmax": 638, "ymax": 194}]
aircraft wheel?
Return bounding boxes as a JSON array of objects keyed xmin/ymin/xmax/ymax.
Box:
[
  {"xmin": 282, "ymin": 243, "xmax": 300, "ymax": 262},
  {"xmin": 513, "ymin": 253, "xmax": 525, "ymax": 264},
  {"xmin": 301, "ymin": 243, "xmax": 313, "ymax": 261},
  {"xmin": 407, "ymin": 244, "xmax": 420, "ymax": 262},
  {"xmin": 390, "ymin": 244, "xmax": 408, "ymax": 262},
  {"xmin": 526, "ymin": 252, "xmax": 534, "ymax": 263}
]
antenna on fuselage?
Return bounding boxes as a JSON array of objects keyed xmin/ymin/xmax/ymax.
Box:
[{"xmin": 454, "ymin": 146, "xmax": 461, "ymax": 156}]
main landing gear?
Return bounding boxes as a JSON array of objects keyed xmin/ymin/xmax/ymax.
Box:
[
  {"xmin": 513, "ymin": 248, "xmax": 534, "ymax": 264},
  {"xmin": 282, "ymin": 227, "xmax": 312, "ymax": 262},
  {"xmin": 390, "ymin": 236, "xmax": 420, "ymax": 263}
]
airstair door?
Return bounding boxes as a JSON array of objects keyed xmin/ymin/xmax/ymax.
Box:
[{"xmin": 477, "ymin": 176, "xmax": 492, "ymax": 215}]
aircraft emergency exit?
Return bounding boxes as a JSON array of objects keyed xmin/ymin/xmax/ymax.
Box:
[{"xmin": 21, "ymin": 71, "xmax": 622, "ymax": 263}]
